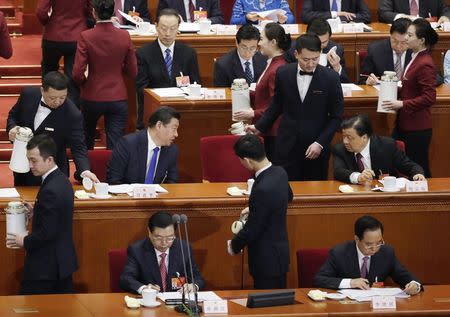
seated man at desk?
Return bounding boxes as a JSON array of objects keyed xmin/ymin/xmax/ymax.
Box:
[
  {"xmin": 378, "ymin": 0, "xmax": 450, "ymax": 24},
  {"xmin": 333, "ymin": 114, "xmax": 425, "ymax": 184},
  {"xmin": 314, "ymin": 215, "xmax": 422, "ymax": 295},
  {"xmin": 120, "ymin": 211, "xmax": 205, "ymax": 294},
  {"xmin": 135, "ymin": 8, "xmax": 200, "ymax": 129},
  {"xmin": 285, "ymin": 18, "xmax": 350, "ymax": 83},
  {"xmin": 157, "ymin": 0, "xmax": 224, "ymax": 24},
  {"xmin": 112, "ymin": 0, "xmax": 151, "ymax": 24},
  {"xmin": 107, "ymin": 106, "xmax": 179, "ymax": 184},
  {"xmin": 213, "ymin": 24, "xmax": 267, "ymax": 87},
  {"xmin": 301, "ymin": 0, "xmax": 371, "ymax": 24}
]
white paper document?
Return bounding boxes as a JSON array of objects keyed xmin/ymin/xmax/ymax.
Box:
[
  {"xmin": 157, "ymin": 291, "xmax": 222, "ymax": 302},
  {"xmin": 151, "ymin": 87, "xmax": 187, "ymax": 97},
  {"xmin": 179, "ymin": 22, "xmax": 200, "ymax": 32},
  {"xmin": 108, "ymin": 184, "xmax": 168, "ymax": 194},
  {"xmin": 0, "ymin": 188, "xmax": 20, "ymax": 198},
  {"xmin": 253, "ymin": 9, "xmax": 286, "ymax": 22},
  {"xmin": 379, "ymin": 177, "xmax": 410, "ymax": 189},
  {"xmin": 118, "ymin": 10, "xmax": 138, "ymax": 25},
  {"xmin": 339, "ymin": 288, "xmax": 408, "ymax": 302},
  {"xmin": 341, "ymin": 83, "xmax": 363, "ymax": 91}
]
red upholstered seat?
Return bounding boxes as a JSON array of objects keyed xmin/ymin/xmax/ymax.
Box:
[
  {"xmin": 296, "ymin": 248, "xmax": 329, "ymax": 288},
  {"xmin": 200, "ymin": 135, "xmax": 253, "ymax": 182},
  {"xmin": 108, "ymin": 248, "xmax": 127, "ymax": 293},
  {"xmin": 295, "ymin": 0, "xmax": 305, "ymax": 23},
  {"xmin": 87, "ymin": 149, "xmax": 112, "ymax": 182},
  {"xmin": 220, "ymin": 0, "xmax": 235, "ymax": 24}
]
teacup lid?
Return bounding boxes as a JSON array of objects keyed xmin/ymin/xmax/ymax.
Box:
[
  {"xmin": 16, "ymin": 127, "xmax": 33, "ymax": 142},
  {"xmin": 82, "ymin": 177, "xmax": 93, "ymax": 191},
  {"xmin": 5, "ymin": 201, "xmax": 25, "ymax": 213}
]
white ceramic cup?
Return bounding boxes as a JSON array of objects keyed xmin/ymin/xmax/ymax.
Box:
[
  {"xmin": 383, "ymin": 176, "xmax": 397, "ymax": 191},
  {"xmin": 137, "ymin": 22, "xmax": 152, "ymax": 35},
  {"xmin": 247, "ymin": 178, "xmax": 255, "ymax": 193},
  {"xmin": 198, "ymin": 19, "xmax": 212, "ymax": 34},
  {"xmin": 189, "ymin": 82, "xmax": 202, "ymax": 97},
  {"xmin": 94, "ymin": 182, "xmax": 109, "ymax": 196},
  {"xmin": 230, "ymin": 121, "xmax": 245, "ymax": 135},
  {"xmin": 142, "ymin": 288, "xmax": 158, "ymax": 305}
]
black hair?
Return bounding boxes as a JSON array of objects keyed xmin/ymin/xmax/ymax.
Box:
[
  {"xmin": 93, "ymin": 0, "xmax": 114, "ymax": 20},
  {"xmin": 264, "ymin": 22, "xmax": 292, "ymax": 52},
  {"xmin": 42, "ymin": 71, "xmax": 68, "ymax": 91},
  {"xmin": 233, "ymin": 134, "xmax": 266, "ymax": 162},
  {"xmin": 411, "ymin": 18, "xmax": 439, "ymax": 49},
  {"xmin": 390, "ymin": 17, "xmax": 411, "ymax": 35},
  {"xmin": 157, "ymin": 8, "xmax": 181, "ymax": 24},
  {"xmin": 306, "ymin": 18, "xmax": 332, "ymax": 36},
  {"xmin": 295, "ymin": 33, "xmax": 321, "ymax": 53},
  {"xmin": 236, "ymin": 24, "xmax": 260, "ymax": 43},
  {"xmin": 341, "ymin": 114, "xmax": 373, "ymax": 137},
  {"xmin": 26, "ymin": 134, "xmax": 57, "ymax": 160},
  {"xmin": 148, "ymin": 106, "xmax": 180, "ymax": 128},
  {"xmin": 148, "ymin": 211, "xmax": 175, "ymax": 232},
  {"xmin": 354, "ymin": 215, "xmax": 384, "ymax": 240}
]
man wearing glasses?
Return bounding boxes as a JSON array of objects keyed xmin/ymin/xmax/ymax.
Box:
[
  {"xmin": 120, "ymin": 211, "xmax": 204, "ymax": 294},
  {"xmin": 314, "ymin": 215, "xmax": 421, "ymax": 295}
]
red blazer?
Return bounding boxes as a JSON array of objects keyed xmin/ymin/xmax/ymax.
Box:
[
  {"xmin": 251, "ymin": 55, "xmax": 287, "ymax": 136},
  {"xmin": 0, "ymin": 12, "xmax": 12, "ymax": 59},
  {"xmin": 73, "ymin": 22, "xmax": 138, "ymax": 102},
  {"xmin": 398, "ymin": 50, "xmax": 436, "ymax": 132},
  {"xmin": 36, "ymin": 0, "xmax": 92, "ymax": 42}
]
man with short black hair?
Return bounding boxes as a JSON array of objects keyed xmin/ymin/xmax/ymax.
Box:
[
  {"xmin": 7, "ymin": 71, "xmax": 98, "ymax": 186},
  {"xmin": 120, "ymin": 211, "xmax": 204, "ymax": 294},
  {"xmin": 228, "ymin": 134, "xmax": 292, "ymax": 289},
  {"xmin": 6, "ymin": 134, "xmax": 78, "ymax": 295},
  {"xmin": 314, "ymin": 215, "xmax": 422, "ymax": 295},
  {"xmin": 301, "ymin": 0, "xmax": 371, "ymax": 24},
  {"xmin": 333, "ymin": 114, "xmax": 425, "ymax": 184},
  {"xmin": 157, "ymin": 0, "xmax": 223, "ymax": 24},
  {"xmin": 107, "ymin": 106, "xmax": 180, "ymax": 184},
  {"xmin": 249, "ymin": 34, "xmax": 344, "ymax": 181},
  {"xmin": 378, "ymin": 0, "xmax": 450, "ymax": 24},
  {"xmin": 213, "ymin": 24, "xmax": 267, "ymax": 87}
]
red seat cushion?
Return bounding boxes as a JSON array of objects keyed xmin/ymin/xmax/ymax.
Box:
[
  {"xmin": 87, "ymin": 149, "xmax": 112, "ymax": 182},
  {"xmin": 296, "ymin": 248, "xmax": 329, "ymax": 288},
  {"xmin": 108, "ymin": 248, "xmax": 127, "ymax": 293}
]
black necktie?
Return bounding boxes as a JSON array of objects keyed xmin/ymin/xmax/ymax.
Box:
[
  {"xmin": 40, "ymin": 101, "xmax": 53, "ymax": 111},
  {"xmin": 299, "ymin": 70, "xmax": 314, "ymax": 76}
]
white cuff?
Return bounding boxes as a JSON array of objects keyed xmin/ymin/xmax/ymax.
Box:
[
  {"xmin": 80, "ymin": 170, "xmax": 90, "ymax": 178},
  {"xmin": 410, "ymin": 280, "xmax": 421, "ymax": 291},
  {"xmin": 313, "ymin": 141, "xmax": 323, "ymax": 149},
  {"xmin": 331, "ymin": 11, "xmax": 337, "ymax": 18},
  {"xmin": 339, "ymin": 278, "xmax": 352, "ymax": 289},
  {"xmin": 350, "ymin": 172, "xmax": 360, "ymax": 184},
  {"xmin": 137, "ymin": 285, "xmax": 146, "ymax": 294}
]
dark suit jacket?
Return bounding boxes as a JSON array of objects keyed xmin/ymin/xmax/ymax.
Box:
[
  {"xmin": 398, "ymin": 50, "xmax": 436, "ymax": 132},
  {"xmin": 285, "ymin": 40, "xmax": 350, "ymax": 83},
  {"xmin": 36, "ymin": 0, "xmax": 92, "ymax": 42},
  {"xmin": 378, "ymin": 0, "xmax": 450, "ymax": 23},
  {"xmin": 7, "ymin": 87, "xmax": 90, "ymax": 186},
  {"xmin": 255, "ymin": 63, "xmax": 344, "ymax": 161},
  {"xmin": 231, "ymin": 165, "xmax": 293, "ymax": 278},
  {"xmin": 107, "ymin": 130, "xmax": 178, "ymax": 184},
  {"xmin": 314, "ymin": 241, "xmax": 419, "ymax": 289},
  {"xmin": 120, "ymin": 238, "xmax": 205, "ymax": 293},
  {"xmin": 359, "ymin": 38, "xmax": 412, "ymax": 84},
  {"xmin": 23, "ymin": 168, "xmax": 78, "ymax": 281},
  {"xmin": 124, "ymin": 0, "xmax": 151, "ymax": 22},
  {"xmin": 213, "ymin": 48, "xmax": 267, "ymax": 87},
  {"xmin": 301, "ymin": 0, "xmax": 371, "ymax": 23},
  {"xmin": 157, "ymin": 0, "xmax": 224, "ymax": 24},
  {"xmin": 73, "ymin": 22, "xmax": 137, "ymax": 101},
  {"xmin": 333, "ymin": 135, "xmax": 425, "ymax": 182},
  {"xmin": 0, "ymin": 12, "xmax": 12, "ymax": 59}
]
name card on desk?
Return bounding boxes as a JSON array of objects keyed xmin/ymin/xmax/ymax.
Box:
[
  {"xmin": 281, "ymin": 24, "xmax": 299, "ymax": 34},
  {"xmin": 133, "ymin": 186, "xmax": 157, "ymax": 198},
  {"xmin": 372, "ymin": 296, "xmax": 396, "ymax": 310},
  {"xmin": 203, "ymin": 300, "xmax": 228, "ymax": 314},
  {"xmin": 204, "ymin": 89, "xmax": 226, "ymax": 100},
  {"xmin": 342, "ymin": 23, "xmax": 364, "ymax": 33},
  {"xmin": 406, "ymin": 180, "xmax": 428, "ymax": 192},
  {"xmin": 443, "ymin": 22, "xmax": 450, "ymax": 32},
  {"xmin": 216, "ymin": 25, "xmax": 237, "ymax": 35}
]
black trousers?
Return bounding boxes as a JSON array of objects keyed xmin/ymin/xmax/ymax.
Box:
[
  {"xmin": 81, "ymin": 99, "xmax": 128, "ymax": 150},
  {"xmin": 253, "ymin": 274, "xmax": 287, "ymax": 290},
  {"xmin": 41, "ymin": 40, "xmax": 80, "ymax": 107},
  {"xmin": 396, "ymin": 128, "xmax": 432, "ymax": 178},
  {"xmin": 20, "ymin": 275, "xmax": 73, "ymax": 295}
]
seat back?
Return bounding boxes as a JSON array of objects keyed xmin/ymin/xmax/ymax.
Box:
[
  {"xmin": 87, "ymin": 150, "xmax": 112, "ymax": 182},
  {"xmin": 296, "ymin": 248, "xmax": 329, "ymax": 288},
  {"xmin": 220, "ymin": 0, "xmax": 235, "ymax": 24},
  {"xmin": 108, "ymin": 248, "xmax": 127, "ymax": 293},
  {"xmin": 294, "ymin": 0, "xmax": 305, "ymax": 23},
  {"xmin": 356, "ymin": 50, "xmax": 368, "ymax": 83},
  {"xmin": 200, "ymin": 135, "xmax": 253, "ymax": 182}
]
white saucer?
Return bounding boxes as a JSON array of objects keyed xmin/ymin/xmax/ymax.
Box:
[
  {"xmin": 197, "ymin": 30, "xmax": 215, "ymax": 35},
  {"xmin": 90, "ymin": 193, "xmax": 112, "ymax": 199},
  {"xmin": 380, "ymin": 187, "xmax": 400, "ymax": 192},
  {"xmin": 325, "ymin": 293, "xmax": 346, "ymax": 300},
  {"xmin": 139, "ymin": 299, "xmax": 161, "ymax": 308}
]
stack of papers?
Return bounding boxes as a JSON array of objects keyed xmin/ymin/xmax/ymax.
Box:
[
  {"xmin": 151, "ymin": 87, "xmax": 187, "ymax": 97},
  {"xmin": 157, "ymin": 291, "xmax": 222, "ymax": 302},
  {"xmin": 338, "ymin": 288, "xmax": 409, "ymax": 302},
  {"xmin": 341, "ymin": 83, "xmax": 364, "ymax": 91},
  {"xmin": 108, "ymin": 184, "xmax": 168, "ymax": 195},
  {"xmin": 0, "ymin": 188, "xmax": 20, "ymax": 198}
]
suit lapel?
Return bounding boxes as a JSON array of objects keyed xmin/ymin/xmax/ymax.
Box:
[
  {"xmin": 143, "ymin": 240, "xmax": 163, "ymax": 287},
  {"xmin": 153, "ymin": 41, "xmax": 170, "ymax": 83},
  {"xmin": 233, "ymin": 51, "xmax": 245, "ymax": 79},
  {"xmin": 154, "ymin": 146, "xmax": 168, "ymax": 183},
  {"xmin": 348, "ymin": 242, "xmax": 361, "ymax": 277},
  {"xmin": 172, "ymin": 42, "xmax": 183, "ymax": 81},
  {"xmin": 344, "ymin": 149, "xmax": 359, "ymax": 172},
  {"xmin": 302, "ymin": 67, "xmax": 323, "ymax": 106},
  {"xmin": 290, "ymin": 65, "xmax": 302, "ymax": 106},
  {"xmin": 167, "ymin": 240, "xmax": 181, "ymax": 290},
  {"xmin": 369, "ymin": 138, "xmax": 382, "ymax": 178},
  {"xmin": 137, "ymin": 131, "xmax": 149, "ymax": 183},
  {"xmin": 28, "ymin": 94, "xmax": 43, "ymax": 132}
]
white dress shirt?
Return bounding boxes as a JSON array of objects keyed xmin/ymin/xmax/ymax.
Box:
[
  {"xmin": 255, "ymin": 162, "xmax": 272, "ymax": 178},
  {"xmin": 349, "ymin": 139, "xmax": 372, "ymax": 184},
  {"xmin": 237, "ymin": 51, "xmax": 255, "ymax": 79},
  {"xmin": 393, "ymin": 50, "xmax": 406, "ymax": 71},
  {"xmin": 338, "ymin": 243, "xmax": 371, "ymax": 289},
  {"xmin": 41, "ymin": 165, "xmax": 58, "ymax": 183},
  {"xmin": 137, "ymin": 247, "xmax": 171, "ymax": 294},
  {"xmin": 34, "ymin": 98, "xmax": 52, "ymax": 130},
  {"xmin": 296, "ymin": 65, "xmax": 314, "ymax": 102},
  {"xmin": 146, "ymin": 131, "xmax": 161, "ymax": 179},
  {"xmin": 184, "ymin": 0, "xmax": 196, "ymax": 22},
  {"xmin": 158, "ymin": 39, "xmax": 175, "ymax": 61},
  {"xmin": 330, "ymin": 0, "xmax": 342, "ymax": 18}
]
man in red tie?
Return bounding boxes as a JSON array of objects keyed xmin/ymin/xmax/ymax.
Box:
[
  {"xmin": 378, "ymin": 0, "xmax": 450, "ymax": 24},
  {"xmin": 157, "ymin": 0, "xmax": 224, "ymax": 24},
  {"xmin": 112, "ymin": 0, "xmax": 151, "ymax": 25},
  {"xmin": 314, "ymin": 215, "xmax": 422, "ymax": 295},
  {"xmin": 119, "ymin": 211, "xmax": 205, "ymax": 294}
]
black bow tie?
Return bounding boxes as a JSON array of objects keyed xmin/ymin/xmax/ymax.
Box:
[
  {"xmin": 299, "ymin": 70, "xmax": 314, "ymax": 76},
  {"xmin": 40, "ymin": 101, "xmax": 54, "ymax": 111}
]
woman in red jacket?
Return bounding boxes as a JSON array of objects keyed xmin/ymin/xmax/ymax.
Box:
[
  {"xmin": 233, "ymin": 23, "xmax": 291, "ymax": 160},
  {"xmin": 382, "ymin": 18, "xmax": 438, "ymax": 178}
]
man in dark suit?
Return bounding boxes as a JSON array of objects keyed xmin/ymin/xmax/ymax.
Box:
[
  {"xmin": 378, "ymin": 0, "xmax": 450, "ymax": 24},
  {"xmin": 301, "ymin": 0, "xmax": 371, "ymax": 24},
  {"xmin": 228, "ymin": 135, "xmax": 293, "ymax": 289},
  {"xmin": 6, "ymin": 135, "xmax": 78, "ymax": 294},
  {"xmin": 285, "ymin": 18, "xmax": 350, "ymax": 83},
  {"xmin": 0, "ymin": 11, "xmax": 12, "ymax": 59},
  {"xmin": 157, "ymin": 0, "xmax": 223, "ymax": 24},
  {"xmin": 249, "ymin": 34, "xmax": 344, "ymax": 181},
  {"xmin": 120, "ymin": 211, "xmax": 204, "ymax": 294},
  {"xmin": 7, "ymin": 71, "xmax": 98, "ymax": 186},
  {"xmin": 314, "ymin": 215, "xmax": 422, "ymax": 295},
  {"xmin": 113, "ymin": 0, "xmax": 152, "ymax": 24},
  {"xmin": 214, "ymin": 24, "xmax": 267, "ymax": 87},
  {"xmin": 333, "ymin": 114, "xmax": 425, "ymax": 184},
  {"xmin": 107, "ymin": 106, "xmax": 179, "ymax": 184},
  {"xmin": 135, "ymin": 8, "xmax": 200, "ymax": 129}
]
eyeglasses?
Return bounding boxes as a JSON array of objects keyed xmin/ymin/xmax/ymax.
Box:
[
  {"xmin": 152, "ymin": 235, "xmax": 176, "ymax": 243},
  {"xmin": 238, "ymin": 45, "xmax": 258, "ymax": 53},
  {"xmin": 362, "ymin": 240, "xmax": 385, "ymax": 250}
]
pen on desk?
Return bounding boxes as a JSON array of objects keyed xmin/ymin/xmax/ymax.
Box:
[
  {"xmin": 360, "ymin": 73, "xmax": 379, "ymax": 78},
  {"xmin": 180, "ymin": 71, "xmax": 184, "ymax": 77},
  {"xmin": 375, "ymin": 276, "xmax": 378, "ymax": 283},
  {"xmin": 161, "ymin": 171, "xmax": 168, "ymax": 184},
  {"xmin": 429, "ymin": 12, "xmax": 432, "ymax": 18},
  {"xmin": 133, "ymin": 6, "xmax": 136, "ymax": 12}
]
